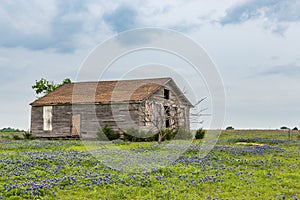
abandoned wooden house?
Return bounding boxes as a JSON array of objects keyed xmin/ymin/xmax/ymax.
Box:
[{"xmin": 30, "ymin": 77, "xmax": 192, "ymax": 139}]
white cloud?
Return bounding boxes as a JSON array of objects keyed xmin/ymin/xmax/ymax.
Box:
[
  {"xmin": 0, "ymin": 1, "xmax": 235, "ymax": 52},
  {"xmin": 0, "ymin": 0, "xmax": 300, "ymax": 129},
  {"xmin": 0, "ymin": 0, "xmax": 115, "ymax": 52},
  {"xmin": 220, "ymin": 0, "xmax": 300, "ymax": 34},
  {"xmin": 0, "ymin": 47, "xmax": 86, "ymax": 129}
]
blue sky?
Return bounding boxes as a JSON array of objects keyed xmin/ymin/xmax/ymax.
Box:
[{"xmin": 0, "ymin": 0, "xmax": 300, "ymax": 129}]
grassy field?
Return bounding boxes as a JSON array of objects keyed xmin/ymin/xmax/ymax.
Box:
[{"xmin": 0, "ymin": 130, "xmax": 299, "ymax": 199}]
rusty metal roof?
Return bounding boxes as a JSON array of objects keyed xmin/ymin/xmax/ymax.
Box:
[{"xmin": 30, "ymin": 78, "xmax": 172, "ymax": 106}]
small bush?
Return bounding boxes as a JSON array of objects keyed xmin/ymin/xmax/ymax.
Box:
[
  {"xmin": 162, "ymin": 128, "xmax": 177, "ymax": 140},
  {"xmin": 124, "ymin": 128, "xmax": 155, "ymax": 142},
  {"xmin": 153, "ymin": 128, "xmax": 177, "ymax": 142},
  {"xmin": 292, "ymin": 127, "xmax": 298, "ymax": 131},
  {"xmin": 97, "ymin": 125, "xmax": 120, "ymax": 141},
  {"xmin": 12, "ymin": 135, "xmax": 21, "ymax": 140},
  {"xmin": 99, "ymin": 126, "xmax": 194, "ymax": 142},
  {"xmin": 23, "ymin": 132, "xmax": 33, "ymax": 139},
  {"xmin": 226, "ymin": 126, "xmax": 234, "ymax": 130},
  {"xmin": 195, "ymin": 128, "xmax": 205, "ymax": 139},
  {"xmin": 123, "ymin": 132, "xmax": 134, "ymax": 142},
  {"xmin": 123, "ymin": 128, "xmax": 177, "ymax": 142}
]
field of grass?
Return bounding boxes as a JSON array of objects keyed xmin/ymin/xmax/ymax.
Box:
[
  {"xmin": 0, "ymin": 132, "xmax": 25, "ymax": 140},
  {"xmin": 0, "ymin": 130, "xmax": 299, "ymax": 199}
]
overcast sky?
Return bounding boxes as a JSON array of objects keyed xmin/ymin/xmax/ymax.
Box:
[{"xmin": 1, "ymin": 0, "xmax": 300, "ymax": 130}]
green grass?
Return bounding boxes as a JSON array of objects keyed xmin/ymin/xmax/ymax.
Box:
[
  {"xmin": 0, "ymin": 132, "xmax": 25, "ymax": 140},
  {"xmin": 0, "ymin": 130, "xmax": 299, "ymax": 199}
]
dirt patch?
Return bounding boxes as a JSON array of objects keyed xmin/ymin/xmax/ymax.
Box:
[{"xmin": 236, "ymin": 142, "xmax": 265, "ymax": 146}]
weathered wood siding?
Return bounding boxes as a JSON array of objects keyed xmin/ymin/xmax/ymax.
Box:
[
  {"xmin": 30, "ymin": 106, "xmax": 43, "ymax": 134},
  {"xmin": 31, "ymin": 103, "xmax": 140, "ymax": 139},
  {"xmin": 31, "ymin": 105, "xmax": 72, "ymax": 137},
  {"xmin": 30, "ymin": 82, "xmax": 191, "ymax": 139},
  {"xmin": 72, "ymin": 103, "xmax": 140, "ymax": 139},
  {"xmin": 141, "ymin": 83, "xmax": 191, "ymax": 130}
]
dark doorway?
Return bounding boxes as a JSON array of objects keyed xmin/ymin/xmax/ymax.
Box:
[{"xmin": 164, "ymin": 106, "xmax": 170, "ymax": 128}]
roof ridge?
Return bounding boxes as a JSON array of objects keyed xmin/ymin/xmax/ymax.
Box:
[{"xmin": 72, "ymin": 77, "xmax": 172, "ymax": 84}]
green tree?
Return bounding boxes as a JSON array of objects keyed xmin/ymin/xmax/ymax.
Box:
[
  {"xmin": 32, "ymin": 78, "xmax": 71, "ymax": 97},
  {"xmin": 280, "ymin": 126, "xmax": 289, "ymax": 130},
  {"xmin": 226, "ymin": 126, "xmax": 234, "ymax": 130},
  {"xmin": 0, "ymin": 127, "xmax": 24, "ymax": 132}
]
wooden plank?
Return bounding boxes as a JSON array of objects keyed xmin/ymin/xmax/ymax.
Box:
[{"xmin": 72, "ymin": 114, "xmax": 81, "ymax": 135}]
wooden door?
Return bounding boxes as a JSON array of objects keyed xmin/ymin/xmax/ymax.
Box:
[{"xmin": 71, "ymin": 115, "xmax": 81, "ymax": 135}]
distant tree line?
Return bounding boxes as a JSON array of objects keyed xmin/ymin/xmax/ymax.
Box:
[
  {"xmin": 0, "ymin": 127, "xmax": 25, "ymax": 132},
  {"xmin": 225, "ymin": 126, "xmax": 298, "ymax": 131},
  {"xmin": 280, "ymin": 126, "xmax": 298, "ymax": 131}
]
